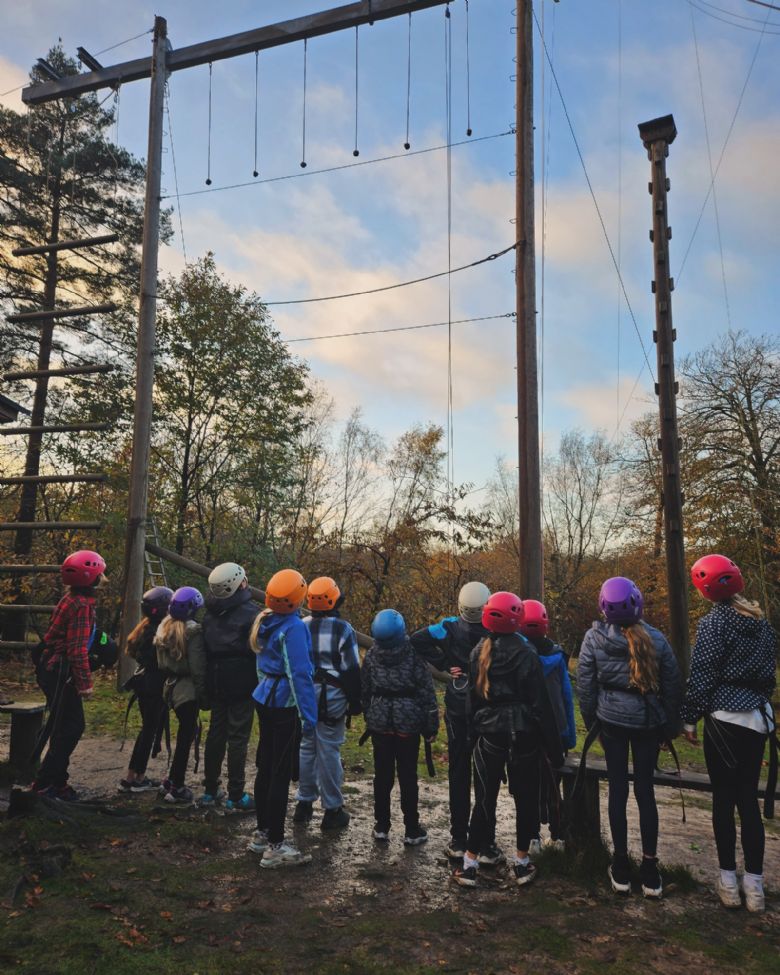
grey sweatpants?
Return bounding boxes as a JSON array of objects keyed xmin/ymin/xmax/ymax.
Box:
[{"xmin": 203, "ymin": 698, "xmax": 254, "ymax": 800}]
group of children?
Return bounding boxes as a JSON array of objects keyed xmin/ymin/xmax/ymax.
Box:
[{"xmin": 29, "ymin": 549, "xmax": 776, "ymax": 910}]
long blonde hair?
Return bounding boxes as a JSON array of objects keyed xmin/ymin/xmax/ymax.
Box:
[
  {"xmin": 249, "ymin": 609, "xmax": 272, "ymax": 654},
  {"xmin": 622, "ymin": 623, "xmax": 659, "ymax": 694},
  {"xmin": 728, "ymin": 593, "xmax": 764, "ymax": 620},
  {"xmin": 474, "ymin": 637, "xmax": 494, "ymax": 699},
  {"xmin": 154, "ymin": 616, "xmax": 189, "ymax": 662},
  {"xmin": 125, "ymin": 617, "xmax": 150, "ymax": 658}
]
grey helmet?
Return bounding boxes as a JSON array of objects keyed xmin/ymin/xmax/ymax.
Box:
[
  {"xmin": 458, "ymin": 581, "xmax": 491, "ymax": 624},
  {"xmin": 208, "ymin": 562, "xmax": 247, "ymax": 599}
]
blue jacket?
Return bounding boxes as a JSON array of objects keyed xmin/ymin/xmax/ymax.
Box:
[
  {"xmin": 252, "ymin": 612, "xmax": 318, "ymax": 729},
  {"xmin": 577, "ymin": 621, "xmax": 683, "ymax": 736},
  {"xmin": 528, "ymin": 636, "xmax": 576, "ymax": 750}
]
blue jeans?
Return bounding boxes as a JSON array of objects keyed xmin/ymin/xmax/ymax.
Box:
[{"xmin": 296, "ymin": 716, "xmax": 347, "ymax": 811}]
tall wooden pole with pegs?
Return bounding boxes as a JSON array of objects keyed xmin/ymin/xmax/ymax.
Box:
[{"xmin": 638, "ymin": 113, "xmax": 690, "ymax": 675}]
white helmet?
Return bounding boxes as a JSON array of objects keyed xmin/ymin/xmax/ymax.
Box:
[
  {"xmin": 208, "ymin": 562, "xmax": 247, "ymax": 599},
  {"xmin": 458, "ymin": 581, "xmax": 490, "ymax": 624}
]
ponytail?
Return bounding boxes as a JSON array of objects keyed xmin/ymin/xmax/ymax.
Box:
[
  {"xmin": 154, "ymin": 616, "xmax": 189, "ymax": 662},
  {"xmin": 728, "ymin": 593, "xmax": 764, "ymax": 620},
  {"xmin": 622, "ymin": 623, "xmax": 659, "ymax": 695},
  {"xmin": 249, "ymin": 608, "xmax": 273, "ymax": 654},
  {"xmin": 125, "ymin": 617, "xmax": 150, "ymax": 658},
  {"xmin": 474, "ymin": 637, "xmax": 493, "ymax": 699}
]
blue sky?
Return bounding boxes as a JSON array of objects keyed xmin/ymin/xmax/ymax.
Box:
[{"xmin": 2, "ymin": 0, "xmax": 779, "ymax": 494}]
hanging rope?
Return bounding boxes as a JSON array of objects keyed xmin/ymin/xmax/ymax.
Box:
[
  {"xmin": 165, "ymin": 85, "xmax": 188, "ymax": 264},
  {"xmin": 616, "ymin": 0, "xmax": 623, "ymax": 436},
  {"xmin": 465, "ymin": 0, "xmax": 472, "ymax": 136},
  {"xmin": 205, "ymin": 62, "xmax": 213, "ymax": 186},
  {"xmin": 354, "ymin": 27, "xmax": 360, "ymax": 157},
  {"xmin": 301, "ymin": 39, "xmax": 308, "ymax": 169},
  {"xmin": 404, "ymin": 12, "xmax": 412, "ymax": 150},
  {"xmin": 444, "ymin": 3, "xmax": 455, "ymax": 507},
  {"xmin": 253, "ymin": 51, "xmax": 260, "ymax": 178}
]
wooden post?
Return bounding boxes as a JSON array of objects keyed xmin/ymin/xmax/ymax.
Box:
[
  {"xmin": 638, "ymin": 114, "xmax": 690, "ymax": 676},
  {"xmin": 118, "ymin": 16, "xmax": 168, "ymax": 686},
  {"xmin": 516, "ymin": 0, "xmax": 542, "ymax": 599}
]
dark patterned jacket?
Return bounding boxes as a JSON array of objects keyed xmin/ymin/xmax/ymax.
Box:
[{"xmin": 361, "ymin": 639, "xmax": 439, "ymax": 739}]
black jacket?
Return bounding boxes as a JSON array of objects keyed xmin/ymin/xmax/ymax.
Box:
[
  {"xmin": 468, "ymin": 633, "xmax": 564, "ymax": 768},
  {"xmin": 410, "ymin": 615, "xmax": 487, "ymax": 717},
  {"xmin": 362, "ymin": 639, "xmax": 440, "ymax": 739},
  {"xmin": 201, "ymin": 587, "xmax": 261, "ymax": 703},
  {"xmin": 126, "ymin": 621, "xmax": 165, "ymax": 698}
]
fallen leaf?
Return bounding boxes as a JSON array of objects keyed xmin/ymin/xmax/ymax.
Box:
[
  {"xmin": 173, "ymin": 935, "xmax": 187, "ymax": 944},
  {"xmin": 80, "ymin": 872, "xmax": 95, "ymax": 881},
  {"xmin": 91, "ymin": 903, "xmax": 115, "ymax": 912},
  {"xmin": 160, "ymin": 911, "xmax": 173, "ymax": 920}
]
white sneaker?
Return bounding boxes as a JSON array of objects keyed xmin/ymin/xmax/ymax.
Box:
[
  {"xmin": 714, "ymin": 875, "xmax": 741, "ymax": 909},
  {"xmin": 259, "ymin": 841, "xmax": 312, "ymax": 869},
  {"xmin": 545, "ymin": 837, "xmax": 565, "ymax": 853},
  {"xmin": 741, "ymin": 880, "xmax": 765, "ymax": 914},
  {"xmin": 528, "ymin": 838, "xmax": 542, "ymax": 858},
  {"xmin": 248, "ymin": 829, "xmax": 269, "ymax": 854}
]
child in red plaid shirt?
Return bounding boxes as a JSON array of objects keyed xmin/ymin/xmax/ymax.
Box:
[{"xmin": 34, "ymin": 550, "xmax": 106, "ymax": 800}]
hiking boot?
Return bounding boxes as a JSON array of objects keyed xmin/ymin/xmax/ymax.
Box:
[
  {"xmin": 639, "ymin": 857, "xmax": 663, "ymax": 899},
  {"xmin": 56, "ymin": 785, "xmax": 80, "ymax": 802},
  {"xmin": 445, "ymin": 841, "xmax": 467, "ymax": 859},
  {"xmin": 404, "ymin": 825, "xmax": 428, "ymax": 846},
  {"xmin": 715, "ymin": 875, "xmax": 741, "ymax": 909},
  {"xmin": 225, "ymin": 793, "xmax": 255, "ymax": 813},
  {"xmin": 198, "ymin": 788, "xmax": 225, "ymax": 807},
  {"xmin": 321, "ymin": 807, "xmax": 350, "ymax": 830},
  {"xmin": 512, "ymin": 861, "xmax": 538, "ymax": 887},
  {"xmin": 453, "ymin": 865, "xmax": 478, "ymax": 888},
  {"xmin": 130, "ymin": 777, "xmax": 158, "ymax": 794},
  {"xmin": 609, "ymin": 854, "xmax": 632, "ymax": 895},
  {"xmin": 373, "ymin": 826, "xmax": 390, "ymax": 842},
  {"xmin": 528, "ymin": 838, "xmax": 542, "ymax": 858},
  {"xmin": 260, "ymin": 842, "xmax": 312, "ymax": 869},
  {"xmin": 163, "ymin": 784, "xmax": 194, "ymax": 804},
  {"xmin": 478, "ymin": 844, "xmax": 506, "ymax": 866},
  {"xmin": 293, "ymin": 800, "xmax": 314, "ymax": 824},
  {"xmin": 248, "ymin": 829, "xmax": 269, "ymax": 854},
  {"xmin": 742, "ymin": 878, "xmax": 765, "ymax": 914}
]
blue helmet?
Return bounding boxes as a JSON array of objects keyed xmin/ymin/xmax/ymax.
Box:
[
  {"xmin": 169, "ymin": 586, "xmax": 204, "ymax": 621},
  {"xmin": 371, "ymin": 609, "xmax": 406, "ymax": 648}
]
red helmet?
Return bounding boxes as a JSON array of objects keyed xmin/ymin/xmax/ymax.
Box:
[
  {"xmin": 61, "ymin": 550, "xmax": 106, "ymax": 587},
  {"xmin": 691, "ymin": 554, "xmax": 744, "ymax": 601},
  {"xmin": 519, "ymin": 598, "xmax": 549, "ymax": 638},
  {"xmin": 482, "ymin": 591, "xmax": 524, "ymax": 634}
]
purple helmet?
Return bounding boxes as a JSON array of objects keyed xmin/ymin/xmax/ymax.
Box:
[
  {"xmin": 141, "ymin": 586, "xmax": 174, "ymax": 620},
  {"xmin": 169, "ymin": 586, "xmax": 204, "ymax": 621},
  {"xmin": 599, "ymin": 577, "xmax": 644, "ymax": 625}
]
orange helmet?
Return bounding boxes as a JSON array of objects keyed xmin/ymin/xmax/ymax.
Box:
[
  {"xmin": 307, "ymin": 576, "xmax": 341, "ymax": 613},
  {"xmin": 265, "ymin": 569, "xmax": 307, "ymax": 614}
]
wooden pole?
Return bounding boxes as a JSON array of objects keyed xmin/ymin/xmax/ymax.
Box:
[
  {"xmin": 638, "ymin": 114, "xmax": 690, "ymax": 676},
  {"xmin": 118, "ymin": 16, "xmax": 168, "ymax": 686},
  {"xmin": 516, "ymin": 0, "xmax": 542, "ymax": 599}
]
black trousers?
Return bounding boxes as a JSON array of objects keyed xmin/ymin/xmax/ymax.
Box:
[
  {"xmin": 169, "ymin": 700, "xmax": 199, "ymax": 788},
  {"xmin": 536, "ymin": 760, "xmax": 563, "ymax": 841},
  {"xmin": 704, "ymin": 717, "xmax": 766, "ymax": 875},
  {"xmin": 128, "ymin": 679, "xmax": 166, "ymax": 775},
  {"xmin": 203, "ymin": 697, "xmax": 254, "ymax": 801},
  {"xmin": 36, "ymin": 665, "xmax": 85, "ymax": 789},
  {"xmin": 601, "ymin": 722, "xmax": 659, "ymax": 858},
  {"xmin": 445, "ymin": 711, "xmax": 473, "ymax": 846},
  {"xmin": 371, "ymin": 733, "xmax": 420, "ymax": 833},
  {"xmin": 467, "ymin": 731, "xmax": 539, "ymax": 856},
  {"xmin": 254, "ymin": 704, "xmax": 298, "ymax": 844}
]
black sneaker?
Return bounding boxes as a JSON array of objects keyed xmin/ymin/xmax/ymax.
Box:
[
  {"xmin": 446, "ymin": 841, "xmax": 467, "ymax": 859},
  {"xmin": 293, "ymin": 800, "xmax": 314, "ymax": 824},
  {"xmin": 453, "ymin": 865, "xmax": 478, "ymax": 888},
  {"xmin": 478, "ymin": 843, "xmax": 506, "ymax": 867},
  {"xmin": 373, "ymin": 825, "xmax": 390, "ymax": 842},
  {"xmin": 609, "ymin": 854, "xmax": 632, "ymax": 895},
  {"xmin": 512, "ymin": 860, "xmax": 537, "ymax": 887},
  {"xmin": 321, "ymin": 807, "xmax": 350, "ymax": 830},
  {"xmin": 639, "ymin": 857, "xmax": 663, "ymax": 899},
  {"xmin": 403, "ymin": 825, "xmax": 428, "ymax": 846}
]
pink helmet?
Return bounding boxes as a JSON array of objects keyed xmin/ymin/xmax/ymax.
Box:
[
  {"xmin": 519, "ymin": 599, "xmax": 549, "ymax": 638},
  {"xmin": 691, "ymin": 554, "xmax": 744, "ymax": 601},
  {"xmin": 61, "ymin": 550, "xmax": 106, "ymax": 587},
  {"xmin": 482, "ymin": 591, "xmax": 525, "ymax": 634}
]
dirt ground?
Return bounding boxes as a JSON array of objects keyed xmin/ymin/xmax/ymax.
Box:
[{"xmin": 1, "ymin": 723, "xmax": 778, "ymax": 975}]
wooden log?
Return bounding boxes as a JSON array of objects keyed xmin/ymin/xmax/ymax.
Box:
[
  {"xmin": 0, "ymin": 702, "xmax": 46, "ymax": 780},
  {"xmin": 0, "ymin": 521, "xmax": 102, "ymax": 530},
  {"xmin": 12, "ymin": 233, "xmax": 118, "ymax": 257},
  {"xmin": 0, "ymin": 474, "xmax": 106, "ymax": 485},
  {"xmin": 0, "ymin": 423, "xmax": 110, "ymax": 436},
  {"xmin": 3, "ymin": 364, "xmax": 114, "ymax": 381},
  {"xmin": 6, "ymin": 302, "xmax": 118, "ymax": 324},
  {"xmin": 0, "ymin": 604, "xmax": 57, "ymax": 612},
  {"xmin": 0, "ymin": 565, "xmax": 60, "ymax": 573}
]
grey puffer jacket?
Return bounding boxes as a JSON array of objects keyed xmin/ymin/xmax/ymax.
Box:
[
  {"xmin": 361, "ymin": 639, "xmax": 440, "ymax": 739},
  {"xmin": 577, "ymin": 621, "xmax": 683, "ymax": 737}
]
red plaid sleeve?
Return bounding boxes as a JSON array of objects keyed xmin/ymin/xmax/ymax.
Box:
[{"xmin": 44, "ymin": 593, "xmax": 95, "ymax": 693}]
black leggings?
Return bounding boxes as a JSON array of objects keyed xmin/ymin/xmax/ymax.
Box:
[
  {"xmin": 128, "ymin": 684, "xmax": 166, "ymax": 775},
  {"xmin": 467, "ymin": 732, "xmax": 539, "ymax": 855},
  {"xmin": 169, "ymin": 700, "xmax": 199, "ymax": 788},
  {"xmin": 703, "ymin": 717, "xmax": 766, "ymax": 875},
  {"xmin": 601, "ymin": 723, "xmax": 660, "ymax": 858},
  {"xmin": 254, "ymin": 704, "xmax": 299, "ymax": 844},
  {"xmin": 371, "ymin": 733, "xmax": 420, "ymax": 833}
]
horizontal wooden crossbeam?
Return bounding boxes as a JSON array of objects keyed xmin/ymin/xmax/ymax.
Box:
[
  {"xmin": 23, "ymin": 1, "xmax": 453, "ymax": 104},
  {"xmin": 0, "ymin": 473, "xmax": 106, "ymax": 485},
  {"xmin": 0, "ymin": 422, "xmax": 111, "ymax": 436},
  {"xmin": 0, "ymin": 641, "xmax": 40, "ymax": 651},
  {"xmin": 3, "ymin": 364, "xmax": 114, "ymax": 381},
  {"xmin": 0, "ymin": 565, "xmax": 61, "ymax": 573},
  {"xmin": 12, "ymin": 233, "xmax": 119, "ymax": 257},
  {"xmin": 0, "ymin": 604, "xmax": 57, "ymax": 613},
  {"xmin": 0, "ymin": 521, "xmax": 102, "ymax": 530},
  {"xmin": 6, "ymin": 302, "xmax": 117, "ymax": 324}
]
